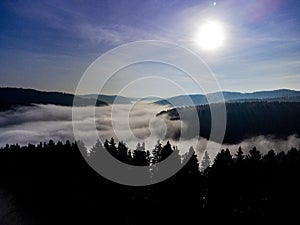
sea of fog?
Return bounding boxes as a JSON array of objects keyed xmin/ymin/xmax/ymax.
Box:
[{"xmin": 0, "ymin": 104, "xmax": 300, "ymax": 161}]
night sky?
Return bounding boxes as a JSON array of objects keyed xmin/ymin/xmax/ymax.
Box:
[{"xmin": 0, "ymin": 0, "xmax": 299, "ymax": 96}]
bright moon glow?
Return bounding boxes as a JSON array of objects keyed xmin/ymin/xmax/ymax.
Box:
[{"xmin": 196, "ymin": 21, "xmax": 225, "ymax": 51}]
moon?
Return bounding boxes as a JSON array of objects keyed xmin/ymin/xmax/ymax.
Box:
[{"xmin": 195, "ymin": 20, "xmax": 225, "ymax": 51}]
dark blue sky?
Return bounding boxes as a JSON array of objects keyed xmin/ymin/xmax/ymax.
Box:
[{"xmin": 0, "ymin": 0, "xmax": 299, "ymax": 95}]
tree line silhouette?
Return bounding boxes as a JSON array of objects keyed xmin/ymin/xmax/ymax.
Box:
[{"xmin": 0, "ymin": 139, "xmax": 299, "ymax": 224}]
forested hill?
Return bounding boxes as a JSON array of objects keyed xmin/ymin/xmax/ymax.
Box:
[
  {"xmin": 0, "ymin": 87, "xmax": 107, "ymax": 110},
  {"xmin": 157, "ymin": 101, "xmax": 300, "ymax": 143},
  {"xmin": 155, "ymin": 89, "xmax": 300, "ymax": 107}
]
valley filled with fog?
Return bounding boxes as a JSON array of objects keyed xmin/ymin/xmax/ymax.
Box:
[{"xmin": 1, "ymin": 102, "xmax": 299, "ymax": 162}]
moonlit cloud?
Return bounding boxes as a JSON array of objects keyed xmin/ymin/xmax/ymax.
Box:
[
  {"xmin": 0, "ymin": 104, "xmax": 181, "ymax": 150},
  {"xmin": 1, "ymin": 105, "xmax": 299, "ymax": 162}
]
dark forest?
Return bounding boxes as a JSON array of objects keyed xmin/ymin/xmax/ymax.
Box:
[{"xmin": 0, "ymin": 139, "xmax": 299, "ymax": 224}]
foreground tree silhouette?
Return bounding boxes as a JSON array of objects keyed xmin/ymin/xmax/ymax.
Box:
[
  {"xmin": 150, "ymin": 140, "xmax": 182, "ymax": 185},
  {"xmin": 104, "ymin": 137, "xmax": 118, "ymax": 158},
  {"xmin": 131, "ymin": 143, "xmax": 150, "ymax": 166},
  {"xmin": 0, "ymin": 139, "xmax": 300, "ymax": 224},
  {"xmin": 151, "ymin": 140, "xmax": 163, "ymax": 163},
  {"xmin": 117, "ymin": 141, "xmax": 131, "ymax": 164},
  {"xmin": 235, "ymin": 146, "xmax": 244, "ymax": 163},
  {"xmin": 248, "ymin": 146, "xmax": 262, "ymax": 162}
]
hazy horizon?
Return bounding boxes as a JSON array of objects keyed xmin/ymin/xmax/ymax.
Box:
[{"xmin": 2, "ymin": 85, "xmax": 300, "ymax": 99}]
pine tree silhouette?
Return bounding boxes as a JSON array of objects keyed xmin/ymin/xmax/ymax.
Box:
[
  {"xmin": 235, "ymin": 146, "xmax": 244, "ymax": 163},
  {"xmin": 0, "ymin": 139, "xmax": 299, "ymax": 224}
]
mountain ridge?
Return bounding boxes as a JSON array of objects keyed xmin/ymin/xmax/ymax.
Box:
[
  {"xmin": 154, "ymin": 89, "xmax": 300, "ymax": 106},
  {"xmin": 1, "ymin": 87, "xmax": 300, "ymax": 110},
  {"xmin": 0, "ymin": 87, "xmax": 107, "ymax": 111}
]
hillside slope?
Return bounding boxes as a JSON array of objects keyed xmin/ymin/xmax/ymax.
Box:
[
  {"xmin": 0, "ymin": 87, "xmax": 107, "ymax": 110},
  {"xmin": 157, "ymin": 101, "xmax": 300, "ymax": 143}
]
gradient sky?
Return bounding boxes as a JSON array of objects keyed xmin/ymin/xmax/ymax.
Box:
[{"xmin": 0, "ymin": 0, "xmax": 299, "ymax": 96}]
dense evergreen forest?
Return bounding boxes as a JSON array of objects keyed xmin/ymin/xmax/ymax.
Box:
[
  {"xmin": 157, "ymin": 101, "xmax": 300, "ymax": 143},
  {"xmin": 0, "ymin": 139, "xmax": 299, "ymax": 224}
]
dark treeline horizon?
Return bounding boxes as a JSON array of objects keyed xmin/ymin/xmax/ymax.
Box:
[
  {"xmin": 158, "ymin": 101, "xmax": 300, "ymax": 143},
  {"xmin": 0, "ymin": 139, "xmax": 300, "ymax": 224}
]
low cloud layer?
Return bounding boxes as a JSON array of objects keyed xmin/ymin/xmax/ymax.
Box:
[
  {"xmin": 0, "ymin": 103, "xmax": 180, "ymax": 150},
  {"xmin": 0, "ymin": 104, "xmax": 299, "ymax": 160},
  {"xmin": 221, "ymin": 135, "xmax": 300, "ymax": 155}
]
